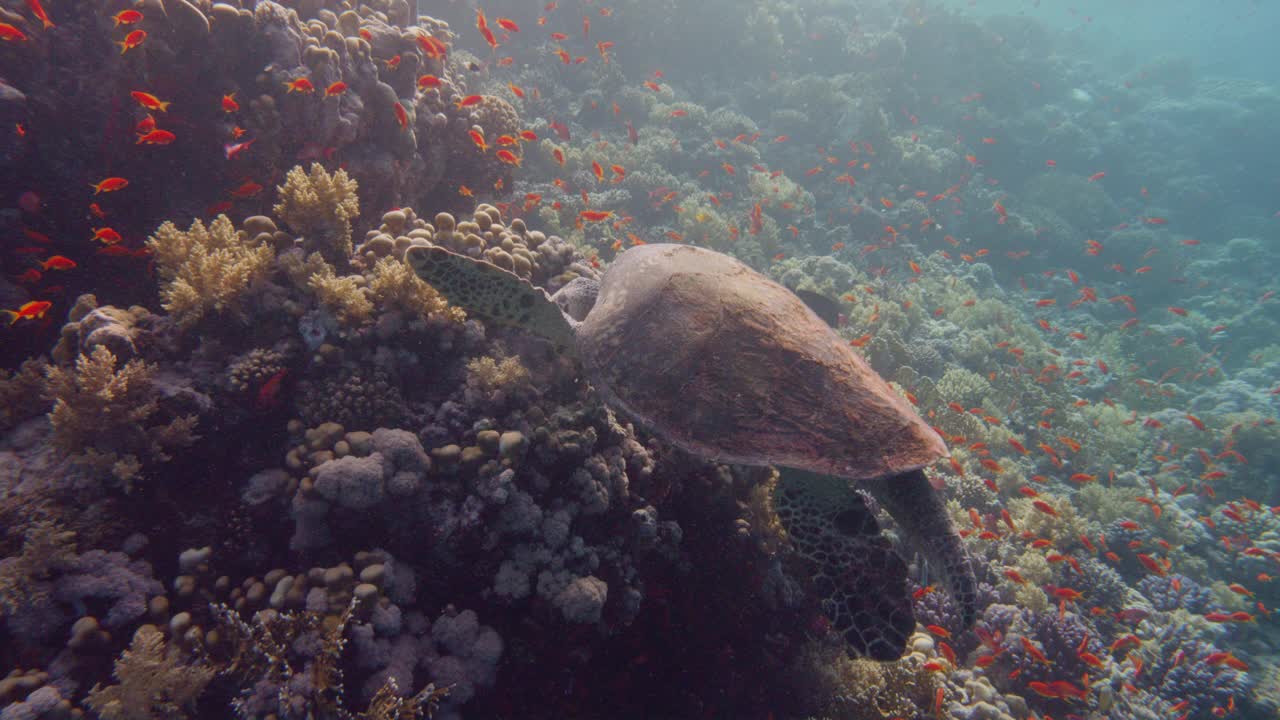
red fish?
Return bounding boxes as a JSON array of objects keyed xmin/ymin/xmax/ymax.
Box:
[
  {"xmin": 25, "ymin": 0, "xmax": 54, "ymax": 29},
  {"xmin": 1087, "ymin": 171, "xmax": 1106, "ymax": 182},
  {"xmin": 221, "ymin": 93, "xmax": 240, "ymax": 113},
  {"xmin": 495, "ymin": 149, "xmax": 521, "ymax": 166},
  {"xmin": 394, "ymin": 102, "xmax": 408, "ymax": 129},
  {"xmin": 1, "ymin": 300, "xmax": 52, "ymax": 324},
  {"xmin": 256, "ymin": 369, "xmax": 288, "ymax": 410},
  {"xmin": 456, "ymin": 94, "xmax": 483, "ymax": 108},
  {"xmin": 136, "ymin": 129, "xmax": 176, "ymax": 145},
  {"xmin": 418, "ymin": 74, "xmax": 443, "ymax": 89},
  {"xmin": 117, "ymin": 29, "xmax": 147, "ymax": 54},
  {"xmin": 225, "ymin": 138, "xmax": 255, "ymax": 160},
  {"xmin": 130, "ymin": 91, "xmax": 171, "ymax": 112},
  {"xmin": 91, "ymin": 177, "xmax": 129, "ymax": 194},
  {"xmin": 579, "ymin": 210, "xmax": 613, "ymax": 222},
  {"xmin": 1032, "ymin": 500, "xmax": 1058, "ymax": 517},
  {"xmin": 229, "ymin": 180, "xmax": 263, "ymax": 198},
  {"xmin": 90, "ymin": 227, "xmax": 122, "ymax": 244},
  {"xmin": 0, "ymin": 23, "xmax": 28, "ymax": 41},
  {"xmin": 113, "ymin": 9, "xmax": 143, "ymax": 27},
  {"xmin": 40, "ymin": 255, "xmax": 76, "ymax": 271},
  {"xmin": 324, "ymin": 81, "xmax": 347, "ymax": 97},
  {"xmin": 284, "ymin": 77, "xmax": 315, "ymax": 94}
]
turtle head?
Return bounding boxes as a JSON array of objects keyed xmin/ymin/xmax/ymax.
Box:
[
  {"xmin": 550, "ymin": 276, "xmax": 600, "ymax": 324},
  {"xmin": 405, "ymin": 245, "xmax": 576, "ymax": 351}
]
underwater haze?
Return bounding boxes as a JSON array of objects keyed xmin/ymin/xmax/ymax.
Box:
[{"xmin": 1, "ymin": 1, "xmax": 1278, "ymax": 719}]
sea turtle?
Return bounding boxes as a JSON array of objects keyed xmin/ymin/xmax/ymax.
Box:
[{"xmin": 405, "ymin": 242, "xmax": 976, "ymax": 660}]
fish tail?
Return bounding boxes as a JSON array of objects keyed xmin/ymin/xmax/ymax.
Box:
[{"xmin": 1, "ymin": 310, "xmax": 17, "ymax": 325}]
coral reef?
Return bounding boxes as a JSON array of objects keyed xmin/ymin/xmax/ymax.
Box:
[
  {"xmin": 1, "ymin": 0, "xmax": 1279, "ymax": 718},
  {"xmin": 146, "ymin": 216, "xmax": 277, "ymax": 329}
]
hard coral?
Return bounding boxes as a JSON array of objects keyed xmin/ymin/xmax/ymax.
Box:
[
  {"xmin": 146, "ymin": 215, "xmax": 276, "ymax": 329},
  {"xmin": 85, "ymin": 625, "xmax": 215, "ymax": 720},
  {"xmin": 44, "ymin": 346, "xmax": 199, "ymax": 487},
  {"xmin": 274, "ymin": 163, "xmax": 362, "ymax": 264}
]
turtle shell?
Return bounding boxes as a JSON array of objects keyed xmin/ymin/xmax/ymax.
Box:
[{"xmin": 577, "ymin": 244, "xmax": 946, "ymax": 481}]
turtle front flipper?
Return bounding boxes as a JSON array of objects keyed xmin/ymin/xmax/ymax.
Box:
[
  {"xmin": 405, "ymin": 245, "xmax": 575, "ymax": 350},
  {"xmin": 773, "ymin": 469, "xmax": 915, "ymax": 661},
  {"xmin": 863, "ymin": 469, "xmax": 978, "ymax": 629}
]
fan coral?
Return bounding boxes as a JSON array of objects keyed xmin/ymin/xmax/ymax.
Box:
[
  {"xmin": 273, "ymin": 163, "xmax": 361, "ymax": 264},
  {"xmin": 146, "ymin": 215, "xmax": 276, "ymax": 328}
]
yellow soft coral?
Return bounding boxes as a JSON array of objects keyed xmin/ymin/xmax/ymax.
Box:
[
  {"xmin": 45, "ymin": 346, "xmax": 197, "ymax": 487},
  {"xmin": 273, "ymin": 163, "xmax": 360, "ymax": 262},
  {"xmin": 146, "ymin": 215, "xmax": 275, "ymax": 328},
  {"xmin": 368, "ymin": 256, "xmax": 464, "ymax": 322},
  {"xmin": 308, "ymin": 263, "xmax": 373, "ymax": 326}
]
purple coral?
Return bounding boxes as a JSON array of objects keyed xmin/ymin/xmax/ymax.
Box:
[{"xmin": 1136, "ymin": 573, "xmax": 1212, "ymax": 613}]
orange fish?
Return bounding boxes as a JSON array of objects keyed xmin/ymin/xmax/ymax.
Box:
[
  {"xmin": 2, "ymin": 300, "xmax": 52, "ymax": 324},
  {"xmin": 1020, "ymin": 637, "xmax": 1052, "ymax": 665},
  {"xmin": 0, "ymin": 22, "xmax": 28, "ymax": 41},
  {"xmin": 130, "ymin": 91, "xmax": 171, "ymax": 112},
  {"xmin": 112, "ymin": 9, "xmax": 143, "ymax": 26},
  {"xmin": 91, "ymin": 177, "xmax": 129, "ymax": 194},
  {"xmin": 40, "ymin": 255, "xmax": 76, "ymax": 271},
  {"xmin": 324, "ymin": 81, "xmax": 347, "ymax": 97},
  {"xmin": 495, "ymin": 149, "xmax": 521, "ymax": 166},
  {"xmin": 496, "ymin": 17, "xmax": 520, "ymax": 32},
  {"xmin": 592, "ymin": 160, "xmax": 604, "ymax": 181},
  {"xmin": 25, "ymin": 0, "xmax": 54, "ymax": 29},
  {"xmin": 1136, "ymin": 553, "xmax": 1167, "ymax": 577},
  {"xmin": 117, "ymin": 29, "xmax": 147, "ymax": 54},
  {"xmin": 458, "ymin": 185, "xmax": 473, "ymax": 197},
  {"xmin": 469, "ymin": 129, "xmax": 487, "ymax": 151},
  {"xmin": 456, "ymin": 94, "xmax": 483, "ymax": 108},
  {"xmin": 1088, "ymin": 171, "xmax": 1106, "ymax": 182},
  {"xmin": 284, "ymin": 77, "xmax": 315, "ymax": 94},
  {"xmin": 222, "ymin": 93, "xmax": 240, "ymax": 113},
  {"xmin": 394, "ymin": 102, "xmax": 408, "ymax": 129},
  {"xmin": 579, "ymin": 210, "xmax": 614, "ymax": 222},
  {"xmin": 418, "ymin": 74, "xmax": 443, "ymax": 89},
  {"xmin": 136, "ymin": 129, "xmax": 176, "ymax": 145},
  {"xmin": 1032, "ymin": 500, "xmax": 1058, "ymax": 517},
  {"xmin": 90, "ymin": 227, "xmax": 122, "ymax": 244},
  {"xmin": 229, "ymin": 180, "xmax": 263, "ymax": 198},
  {"xmin": 925, "ymin": 624, "xmax": 951, "ymax": 639}
]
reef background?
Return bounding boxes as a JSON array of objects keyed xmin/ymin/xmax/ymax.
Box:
[{"xmin": 1, "ymin": 1, "xmax": 1278, "ymax": 719}]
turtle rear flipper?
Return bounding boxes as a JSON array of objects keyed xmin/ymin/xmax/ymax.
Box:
[
  {"xmin": 405, "ymin": 245, "xmax": 575, "ymax": 350},
  {"xmin": 774, "ymin": 469, "xmax": 915, "ymax": 661}
]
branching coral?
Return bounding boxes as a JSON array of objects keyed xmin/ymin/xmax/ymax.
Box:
[
  {"xmin": 274, "ymin": 163, "xmax": 361, "ymax": 263},
  {"xmin": 0, "ymin": 520, "xmax": 76, "ymax": 617},
  {"xmin": 0, "ymin": 357, "xmax": 49, "ymax": 430},
  {"xmin": 85, "ymin": 625, "xmax": 215, "ymax": 720},
  {"xmin": 308, "ymin": 262, "xmax": 375, "ymax": 326},
  {"xmin": 367, "ymin": 257, "xmax": 463, "ymax": 322},
  {"xmin": 146, "ymin": 215, "xmax": 276, "ymax": 328},
  {"xmin": 44, "ymin": 346, "xmax": 198, "ymax": 486}
]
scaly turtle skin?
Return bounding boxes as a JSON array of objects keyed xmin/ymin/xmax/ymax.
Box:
[{"xmin": 406, "ymin": 242, "xmax": 976, "ymax": 659}]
